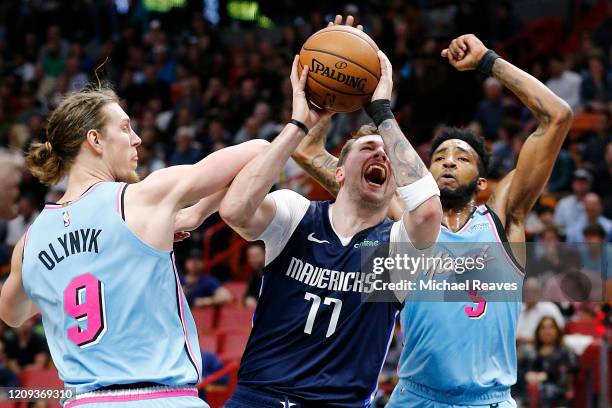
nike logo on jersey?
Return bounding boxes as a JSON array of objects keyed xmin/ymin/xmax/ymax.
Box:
[
  {"xmin": 307, "ymin": 233, "xmax": 329, "ymax": 244},
  {"xmin": 280, "ymin": 402, "xmax": 297, "ymax": 408}
]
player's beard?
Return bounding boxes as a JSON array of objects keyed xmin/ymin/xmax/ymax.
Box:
[
  {"xmin": 440, "ymin": 175, "xmax": 479, "ymax": 210},
  {"xmin": 117, "ymin": 170, "xmax": 140, "ymax": 184}
]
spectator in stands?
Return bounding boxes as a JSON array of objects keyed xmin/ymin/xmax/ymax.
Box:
[
  {"xmin": 475, "ymin": 77, "xmax": 505, "ymax": 139},
  {"xmin": 548, "ymin": 142, "xmax": 575, "ymax": 193},
  {"xmin": 566, "ymin": 193, "xmax": 612, "ymax": 242},
  {"xmin": 4, "ymin": 194, "xmax": 38, "ymax": 248},
  {"xmin": 244, "ymin": 242, "xmax": 264, "ymax": 308},
  {"xmin": 546, "ymin": 55, "xmax": 582, "ymax": 111},
  {"xmin": 580, "ymin": 111, "xmax": 611, "ymax": 172},
  {"xmin": 490, "ymin": 1, "xmax": 523, "ymax": 44},
  {"xmin": 579, "ymin": 224, "xmax": 608, "ymax": 272},
  {"xmin": 135, "ymin": 143, "xmax": 166, "ymax": 179},
  {"xmin": 517, "ymin": 278, "xmax": 565, "ymax": 343},
  {"xmin": 554, "ymin": 169, "xmax": 592, "ymax": 238},
  {"xmin": 580, "ymin": 49, "xmax": 611, "ymax": 111},
  {"xmin": 0, "ymin": 153, "xmax": 22, "ymax": 220},
  {"xmin": 525, "ymin": 206, "xmax": 556, "ymax": 238},
  {"xmin": 530, "ymin": 225, "xmax": 562, "ymax": 278},
  {"xmin": 515, "ymin": 317, "xmax": 578, "ymax": 408},
  {"xmin": 592, "ymin": 2, "xmax": 612, "ymax": 54},
  {"xmin": 181, "ymin": 249, "xmax": 232, "ymax": 307},
  {"xmin": 0, "ymin": 339, "xmax": 18, "ymax": 387},
  {"xmin": 169, "ymin": 126, "xmax": 203, "ymax": 165},
  {"xmin": 593, "ymin": 141, "xmax": 612, "ymax": 218},
  {"xmin": 4, "ymin": 318, "xmax": 50, "ymax": 375}
]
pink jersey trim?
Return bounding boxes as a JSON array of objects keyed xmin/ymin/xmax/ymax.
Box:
[
  {"xmin": 483, "ymin": 210, "xmax": 525, "ymax": 278},
  {"xmin": 115, "ymin": 183, "xmax": 125, "ymax": 215},
  {"xmin": 44, "ymin": 182, "xmax": 105, "ymax": 209},
  {"xmin": 64, "ymin": 388, "xmax": 197, "ymax": 407},
  {"xmin": 171, "ymin": 252, "xmax": 202, "ymax": 382}
]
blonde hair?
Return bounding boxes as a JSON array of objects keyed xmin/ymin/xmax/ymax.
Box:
[
  {"xmin": 26, "ymin": 87, "xmax": 118, "ymax": 185},
  {"xmin": 337, "ymin": 123, "xmax": 379, "ymax": 167}
]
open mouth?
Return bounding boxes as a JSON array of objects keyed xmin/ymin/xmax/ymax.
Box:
[
  {"xmin": 364, "ymin": 163, "xmax": 387, "ymax": 186},
  {"xmin": 439, "ymin": 173, "xmax": 456, "ymax": 181}
]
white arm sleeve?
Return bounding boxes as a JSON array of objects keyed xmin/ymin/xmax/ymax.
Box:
[{"xmin": 256, "ymin": 189, "xmax": 310, "ymax": 266}]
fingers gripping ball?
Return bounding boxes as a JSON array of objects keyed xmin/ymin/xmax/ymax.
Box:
[{"xmin": 299, "ymin": 25, "xmax": 381, "ymax": 113}]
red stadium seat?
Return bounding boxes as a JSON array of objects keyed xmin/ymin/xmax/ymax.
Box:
[
  {"xmin": 217, "ymin": 305, "xmax": 253, "ymax": 331},
  {"xmin": 216, "ymin": 328, "xmax": 250, "ymax": 362},
  {"xmin": 0, "ymin": 402, "xmax": 17, "ymax": 408},
  {"xmin": 223, "ymin": 282, "xmax": 247, "ymax": 303},
  {"xmin": 18, "ymin": 368, "xmax": 63, "ymax": 408},
  {"xmin": 191, "ymin": 306, "xmax": 217, "ymax": 334},
  {"xmin": 565, "ymin": 321, "xmax": 604, "ymax": 337},
  {"xmin": 200, "ymin": 334, "xmax": 219, "ymax": 353},
  {"xmin": 574, "ymin": 340, "xmax": 601, "ymax": 406}
]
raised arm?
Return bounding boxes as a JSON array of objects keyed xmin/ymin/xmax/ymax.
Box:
[
  {"xmin": 370, "ymin": 51, "xmax": 442, "ymax": 247},
  {"xmin": 442, "ymin": 35, "xmax": 573, "ymax": 230},
  {"xmin": 132, "ymin": 139, "xmax": 269, "ymax": 213},
  {"xmin": 219, "ymin": 56, "xmax": 331, "ymax": 240},
  {"xmin": 0, "ymin": 236, "xmax": 39, "ymax": 327}
]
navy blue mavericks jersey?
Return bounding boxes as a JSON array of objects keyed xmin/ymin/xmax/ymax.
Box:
[{"xmin": 238, "ymin": 197, "xmax": 402, "ymax": 407}]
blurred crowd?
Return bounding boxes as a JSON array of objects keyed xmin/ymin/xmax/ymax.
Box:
[{"xmin": 0, "ymin": 1, "xmax": 610, "ymax": 407}]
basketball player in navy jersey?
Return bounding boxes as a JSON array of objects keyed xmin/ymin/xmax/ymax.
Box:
[
  {"xmin": 219, "ymin": 16, "xmax": 442, "ymax": 408},
  {"xmin": 295, "ymin": 34, "xmax": 573, "ymax": 407},
  {"xmin": 0, "ymin": 86, "xmax": 267, "ymax": 407}
]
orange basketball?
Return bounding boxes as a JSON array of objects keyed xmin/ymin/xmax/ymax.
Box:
[{"xmin": 299, "ymin": 25, "xmax": 380, "ymax": 113}]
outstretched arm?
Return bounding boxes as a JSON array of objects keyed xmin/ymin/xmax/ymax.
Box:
[
  {"xmin": 219, "ymin": 56, "xmax": 332, "ymax": 240},
  {"xmin": 371, "ymin": 51, "xmax": 442, "ymax": 248},
  {"xmin": 442, "ymin": 35, "xmax": 573, "ymax": 229},
  {"xmin": 0, "ymin": 236, "xmax": 39, "ymax": 327}
]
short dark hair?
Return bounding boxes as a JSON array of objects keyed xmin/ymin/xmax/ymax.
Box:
[
  {"xmin": 429, "ymin": 127, "xmax": 491, "ymax": 177},
  {"xmin": 583, "ymin": 223, "xmax": 606, "ymax": 238}
]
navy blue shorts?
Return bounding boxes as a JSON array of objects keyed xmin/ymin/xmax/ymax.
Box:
[{"xmin": 225, "ymin": 386, "xmax": 306, "ymax": 408}]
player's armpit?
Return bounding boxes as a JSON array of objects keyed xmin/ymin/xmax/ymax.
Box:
[
  {"xmin": 133, "ymin": 139, "xmax": 268, "ymax": 211},
  {"xmin": 0, "ymin": 236, "xmax": 37, "ymax": 327}
]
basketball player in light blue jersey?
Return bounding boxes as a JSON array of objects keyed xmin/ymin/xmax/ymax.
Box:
[
  {"xmin": 295, "ymin": 34, "xmax": 573, "ymax": 407},
  {"xmin": 0, "ymin": 86, "xmax": 267, "ymax": 407}
]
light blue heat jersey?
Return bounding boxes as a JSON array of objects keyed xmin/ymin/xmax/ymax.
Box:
[
  {"xmin": 390, "ymin": 205, "xmax": 524, "ymax": 406},
  {"xmin": 21, "ymin": 181, "xmax": 201, "ymax": 394}
]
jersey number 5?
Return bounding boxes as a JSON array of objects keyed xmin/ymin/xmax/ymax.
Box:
[
  {"xmin": 303, "ymin": 292, "xmax": 342, "ymax": 338},
  {"xmin": 63, "ymin": 273, "xmax": 107, "ymax": 348},
  {"xmin": 464, "ymin": 289, "xmax": 487, "ymax": 319}
]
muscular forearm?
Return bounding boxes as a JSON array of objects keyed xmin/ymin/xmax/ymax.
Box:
[
  {"xmin": 222, "ymin": 124, "xmax": 306, "ymax": 223},
  {"xmin": 492, "ymin": 59, "xmax": 571, "ymax": 130},
  {"xmin": 174, "ymin": 189, "xmax": 228, "ymax": 232},
  {"xmin": 378, "ymin": 118, "xmax": 429, "ymax": 186}
]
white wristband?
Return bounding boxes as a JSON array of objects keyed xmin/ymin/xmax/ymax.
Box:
[{"xmin": 397, "ymin": 173, "xmax": 440, "ymax": 211}]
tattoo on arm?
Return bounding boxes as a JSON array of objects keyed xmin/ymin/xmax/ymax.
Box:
[
  {"xmin": 304, "ymin": 153, "xmax": 340, "ymax": 197},
  {"xmin": 492, "ymin": 59, "xmax": 551, "ymax": 133},
  {"xmin": 379, "ymin": 119, "xmax": 428, "ymax": 185}
]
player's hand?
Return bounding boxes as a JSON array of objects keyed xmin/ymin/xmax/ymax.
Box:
[
  {"xmin": 441, "ymin": 34, "xmax": 488, "ymax": 71},
  {"xmin": 371, "ymin": 51, "xmax": 393, "ymax": 101},
  {"xmin": 328, "ymin": 14, "xmax": 363, "ymax": 31},
  {"xmin": 290, "ymin": 55, "xmax": 333, "ymax": 130}
]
